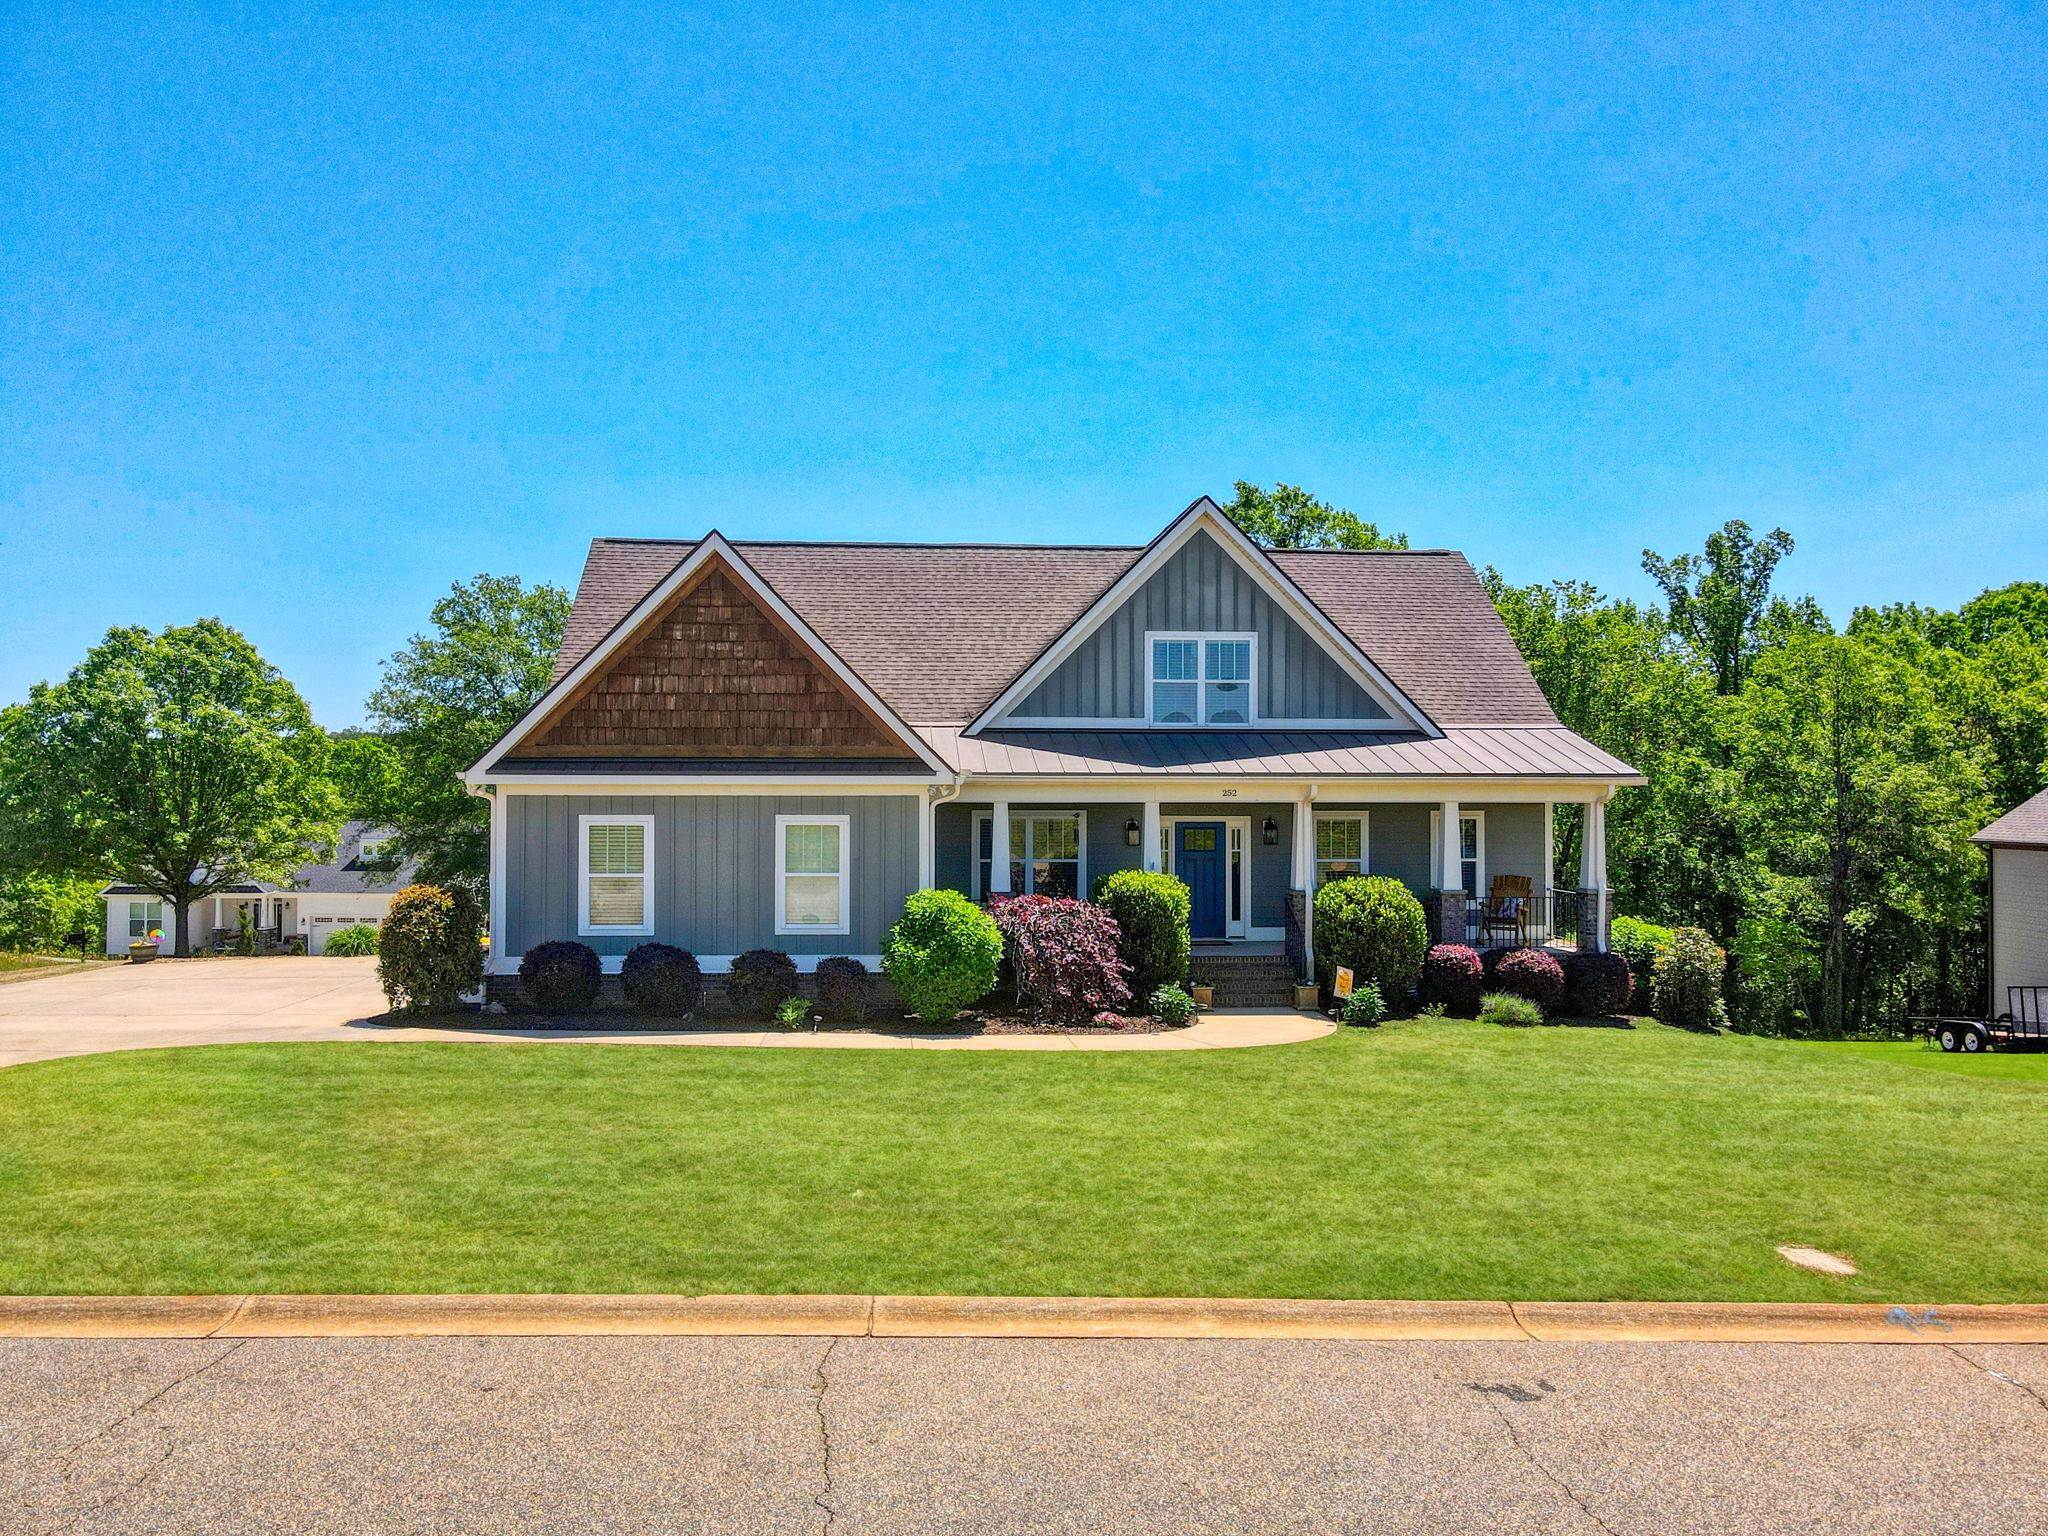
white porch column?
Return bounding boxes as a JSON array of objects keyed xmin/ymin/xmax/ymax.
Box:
[
  {"xmin": 1579, "ymin": 797, "xmax": 1608, "ymax": 951},
  {"xmin": 1437, "ymin": 799, "xmax": 1462, "ymax": 890},
  {"xmin": 488, "ymin": 787, "xmax": 507, "ymax": 970},
  {"xmin": 916, "ymin": 790, "xmax": 936, "ymax": 889},
  {"xmin": 989, "ymin": 800, "xmax": 1013, "ymax": 894},
  {"xmin": 1543, "ymin": 800, "xmax": 1556, "ymax": 940},
  {"xmin": 1140, "ymin": 799, "xmax": 1162, "ymax": 874},
  {"xmin": 1294, "ymin": 792, "xmax": 1316, "ymax": 983}
]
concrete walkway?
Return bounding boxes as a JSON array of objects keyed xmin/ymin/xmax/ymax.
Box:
[{"xmin": 0, "ymin": 957, "xmax": 1331, "ymax": 1069}]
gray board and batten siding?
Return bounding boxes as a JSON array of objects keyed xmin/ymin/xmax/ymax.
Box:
[{"xmin": 1008, "ymin": 529, "xmax": 1391, "ymax": 723}]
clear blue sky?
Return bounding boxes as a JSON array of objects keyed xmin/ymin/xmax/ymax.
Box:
[{"xmin": 4, "ymin": 2, "xmax": 2043, "ymax": 727}]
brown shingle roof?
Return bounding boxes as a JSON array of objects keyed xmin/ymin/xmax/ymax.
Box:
[
  {"xmin": 1976, "ymin": 788, "xmax": 2048, "ymax": 849},
  {"xmin": 554, "ymin": 538, "xmax": 1559, "ymax": 730}
]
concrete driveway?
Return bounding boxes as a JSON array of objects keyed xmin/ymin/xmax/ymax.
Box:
[
  {"xmin": 0, "ymin": 959, "xmax": 1330, "ymax": 1069},
  {"xmin": 0, "ymin": 957, "xmax": 386, "ymax": 1069}
]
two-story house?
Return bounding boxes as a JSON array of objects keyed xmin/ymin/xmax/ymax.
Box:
[{"xmin": 465, "ymin": 498, "xmax": 1641, "ymax": 1002}]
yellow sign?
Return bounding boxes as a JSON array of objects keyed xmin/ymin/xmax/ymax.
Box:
[{"xmin": 1333, "ymin": 966, "xmax": 1354, "ymax": 1000}]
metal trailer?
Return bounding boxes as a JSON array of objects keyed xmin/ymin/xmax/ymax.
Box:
[{"xmin": 1917, "ymin": 986, "xmax": 2048, "ymax": 1053}]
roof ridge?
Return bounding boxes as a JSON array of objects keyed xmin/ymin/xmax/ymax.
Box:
[{"xmin": 591, "ymin": 534, "xmax": 1464, "ymax": 557}]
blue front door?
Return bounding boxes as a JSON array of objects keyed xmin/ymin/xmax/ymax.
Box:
[{"xmin": 1177, "ymin": 821, "xmax": 1227, "ymax": 939}]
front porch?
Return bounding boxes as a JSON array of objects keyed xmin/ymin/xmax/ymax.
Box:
[{"xmin": 930, "ymin": 787, "xmax": 1615, "ymax": 988}]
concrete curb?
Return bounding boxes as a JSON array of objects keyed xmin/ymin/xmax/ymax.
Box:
[{"xmin": 2, "ymin": 1294, "xmax": 2045, "ymax": 1343}]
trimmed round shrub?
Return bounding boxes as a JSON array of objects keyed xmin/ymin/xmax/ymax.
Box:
[
  {"xmin": 813, "ymin": 956, "xmax": 872, "ymax": 1024},
  {"xmin": 323, "ymin": 923, "xmax": 380, "ymax": 957},
  {"xmin": 1560, "ymin": 949, "xmax": 1632, "ymax": 1018},
  {"xmin": 988, "ymin": 894, "xmax": 1132, "ymax": 1022},
  {"xmin": 377, "ymin": 883, "xmax": 483, "ymax": 1012},
  {"xmin": 519, "ymin": 940, "xmax": 603, "ymax": 1013},
  {"xmin": 1313, "ymin": 877, "xmax": 1428, "ymax": 1003},
  {"xmin": 1341, "ymin": 982, "xmax": 1387, "ymax": 1028},
  {"xmin": 1480, "ymin": 990, "xmax": 1544, "ymax": 1027},
  {"xmin": 1418, "ymin": 943, "xmax": 1484, "ymax": 1017},
  {"xmin": 1491, "ymin": 947, "xmax": 1565, "ymax": 1012},
  {"xmin": 620, "ymin": 942, "xmax": 702, "ymax": 1017},
  {"xmin": 883, "ymin": 889, "xmax": 1003, "ymax": 1022},
  {"xmin": 727, "ymin": 949, "xmax": 800, "ymax": 1019},
  {"xmin": 1093, "ymin": 870, "xmax": 1191, "ymax": 998},
  {"xmin": 1610, "ymin": 915, "xmax": 1674, "ymax": 1012},
  {"xmin": 1149, "ymin": 984, "xmax": 1194, "ymax": 1026},
  {"xmin": 1653, "ymin": 927, "xmax": 1728, "ymax": 1031}
]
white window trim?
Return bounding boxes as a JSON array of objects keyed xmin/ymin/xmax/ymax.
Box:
[
  {"xmin": 971, "ymin": 810, "xmax": 1088, "ymax": 900},
  {"xmin": 1144, "ymin": 631, "xmax": 1259, "ymax": 728},
  {"xmin": 775, "ymin": 813, "xmax": 852, "ymax": 937},
  {"xmin": 1313, "ymin": 812, "xmax": 1371, "ymax": 887},
  {"xmin": 1429, "ymin": 809, "xmax": 1487, "ymax": 895},
  {"xmin": 128, "ymin": 899, "xmax": 164, "ymax": 939},
  {"xmin": 579, "ymin": 813, "xmax": 655, "ymax": 937}
]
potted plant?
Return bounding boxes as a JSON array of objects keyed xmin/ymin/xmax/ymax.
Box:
[
  {"xmin": 1292, "ymin": 983, "xmax": 1319, "ymax": 1010},
  {"xmin": 1189, "ymin": 978, "xmax": 1214, "ymax": 1008},
  {"xmin": 127, "ymin": 930, "xmax": 162, "ymax": 963}
]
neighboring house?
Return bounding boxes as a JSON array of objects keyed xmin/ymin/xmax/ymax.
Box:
[
  {"xmin": 1973, "ymin": 789, "xmax": 2048, "ymax": 1013},
  {"xmin": 464, "ymin": 498, "xmax": 1642, "ymax": 1001},
  {"xmin": 101, "ymin": 821, "xmax": 417, "ymax": 955}
]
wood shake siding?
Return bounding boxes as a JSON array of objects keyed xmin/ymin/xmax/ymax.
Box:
[{"xmin": 526, "ymin": 566, "xmax": 920, "ymax": 760}]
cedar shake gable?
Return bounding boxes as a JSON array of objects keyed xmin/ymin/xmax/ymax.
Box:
[{"xmin": 517, "ymin": 559, "xmax": 923, "ymax": 762}]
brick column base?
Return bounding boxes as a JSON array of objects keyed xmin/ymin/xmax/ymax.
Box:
[
  {"xmin": 1428, "ymin": 890, "xmax": 1468, "ymax": 947},
  {"xmin": 1576, "ymin": 888, "xmax": 1607, "ymax": 952}
]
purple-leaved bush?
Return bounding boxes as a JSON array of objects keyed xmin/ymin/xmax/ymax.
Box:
[{"xmin": 988, "ymin": 895, "xmax": 1132, "ymax": 1022}]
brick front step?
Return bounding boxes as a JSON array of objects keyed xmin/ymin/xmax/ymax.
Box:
[{"xmin": 1195, "ymin": 953, "xmax": 1301, "ymax": 1007}]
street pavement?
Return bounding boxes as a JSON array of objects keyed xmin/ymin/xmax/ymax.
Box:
[{"xmin": 3, "ymin": 1335, "xmax": 2043, "ymax": 1533}]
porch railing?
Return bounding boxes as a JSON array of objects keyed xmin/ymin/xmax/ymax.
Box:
[{"xmin": 1451, "ymin": 889, "xmax": 1586, "ymax": 950}]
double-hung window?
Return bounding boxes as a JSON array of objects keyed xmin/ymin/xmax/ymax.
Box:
[
  {"xmin": 127, "ymin": 899, "xmax": 164, "ymax": 940},
  {"xmin": 580, "ymin": 815, "xmax": 653, "ymax": 935},
  {"xmin": 1148, "ymin": 634, "xmax": 1254, "ymax": 725},
  {"xmin": 777, "ymin": 815, "xmax": 850, "ymax": 935},
  {"xmin": 1314, "ymin": 816, "xmax": 1367, "ymax": 886},
  {"xmin": 976, "ymin": 812, "xmax": 1084, "ymax": 899}
]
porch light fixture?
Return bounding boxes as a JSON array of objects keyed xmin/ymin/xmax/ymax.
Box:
[
  {"xmin": 1124, "ymin": 817, "xmax": 1142, "ymax": 847},
  {"xmin": 1261, "ymin": 816, "xmax": 1279, "ymax": 846}
]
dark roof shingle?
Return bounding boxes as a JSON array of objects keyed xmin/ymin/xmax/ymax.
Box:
[
  {"xmin": 1976, "ymin": 789, "xmax": 2048, "ymax": 850},
  {"xmin": 553, "ymin": 538, "xmax": 1558, "ymax": 730}
]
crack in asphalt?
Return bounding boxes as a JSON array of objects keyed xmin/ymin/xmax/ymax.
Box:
[
  {"xmin": 1942, "ymin": 1342, "xmax": 2048, "ymax": 1418},
  {"xmin": 41, "ymin": 1340, "xmax": 248, "ymax": 1473},
  {"xmin": 23, "ymin": 1340, "xmax": 249, "ymax": 1536},
  {"xmin": 809, "ymin": 1336, "xmax": 842, "ymax": 1535},
  {"xmin": 1476, "ymin": 1392, "xmax": 1622, "ymax": 1536}
]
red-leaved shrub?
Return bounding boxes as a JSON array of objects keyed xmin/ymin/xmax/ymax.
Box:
[
  {"xmin": 1418, "ymin": 943, "xmax": 1485, "ymax": 1017},
  {"xmin": 1490, "ymin": 947, "xmax": 1565, "ymax": 1012},
  {"xmin": 988, "ymin": 895, "xmax": 1132, "ymax": 1022}
]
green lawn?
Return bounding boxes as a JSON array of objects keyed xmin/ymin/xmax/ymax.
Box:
[
  {"xmin": 1826, "ymin": 1039, "xmax": 2048, "ymax": 1085},
  {"xmin": 0, "ymin": 953, "xmax": 103, "ymax": 981},
  {"xmin": 0, "ymin": 1022, "xmax": 2042, "ymax": 1300}
]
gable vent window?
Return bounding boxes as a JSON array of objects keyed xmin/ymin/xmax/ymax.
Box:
[{"xmin": 1148, "ymin": 634, "xmax": 1255, "ymax": 726}]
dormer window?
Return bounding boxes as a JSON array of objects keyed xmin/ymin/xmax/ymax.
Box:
[{"xmin": 1148, "ymin": 633, "xmax": 1255, "ymax": 726}]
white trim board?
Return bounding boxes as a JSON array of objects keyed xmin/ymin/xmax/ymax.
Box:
[
  {"xmin": 967, "ymin": 498, "xmax": 1440, "ymax": 738},
  {"xmin": 466, "ymin": 533, "xmax": 950, "ymax": 780}
]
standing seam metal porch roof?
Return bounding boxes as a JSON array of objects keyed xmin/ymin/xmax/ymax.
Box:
[{"xmin": 918, "ymin": 726, "xmax": 1640, "ymax": 779}]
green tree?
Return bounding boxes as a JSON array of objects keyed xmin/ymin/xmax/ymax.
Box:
[
  {"xmin": 0, "ymin": 870, "xmax": 105, "ymax": 954},
  {"xmin": 358, "ymin": 575, "xmax": 570, "ymax": 889},
  {"xmin": 1642, "ymin": 520, "xmax": 1796, "ymax": 694},
  {"xmin": 1220, "ymin": 482, "xmax": 1409, "ymax": 550},
  {"xmin": 1483, "ymin": 574, "xmax": 1734, "ymax": 930},
  {"xmin": 1728, "ymin": 634, "xmax": 1987, "ymax": 1035},
  {"xmin": 0, "ymin": 620, "xmax": 340, "ymax": 956},
  {"xmin": 328, "ymin": 728, "xmax": 402, "ymax": 821}
]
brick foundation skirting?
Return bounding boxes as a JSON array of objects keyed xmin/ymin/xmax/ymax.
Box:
[{"xmin": 484, "ymin": 969, "xmax": 903, "ymax": 1018}]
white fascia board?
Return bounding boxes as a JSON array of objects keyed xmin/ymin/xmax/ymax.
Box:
[
  {"xmin": 966, "ymin": 498, "xmax": 1440, "ymax": 738},
  {"xmin": 467, "ymin": 533, "xmax": 950, "ymax": 779}
]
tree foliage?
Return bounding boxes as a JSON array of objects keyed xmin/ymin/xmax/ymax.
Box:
[
  {"xmin": 1490, "ymin": 517, "xmax": 2037, "ymax": 1037},
  {"xmin": 0, "ymin": 620, "xmax": 339, "ymax": 955},
  {"xmin": 1220, "ymin": 481, "xmax": 1409, "ymax": 550},
  {"xmin": 355, "ymin": 575, "xmax": 570, "ymax": 890}
]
